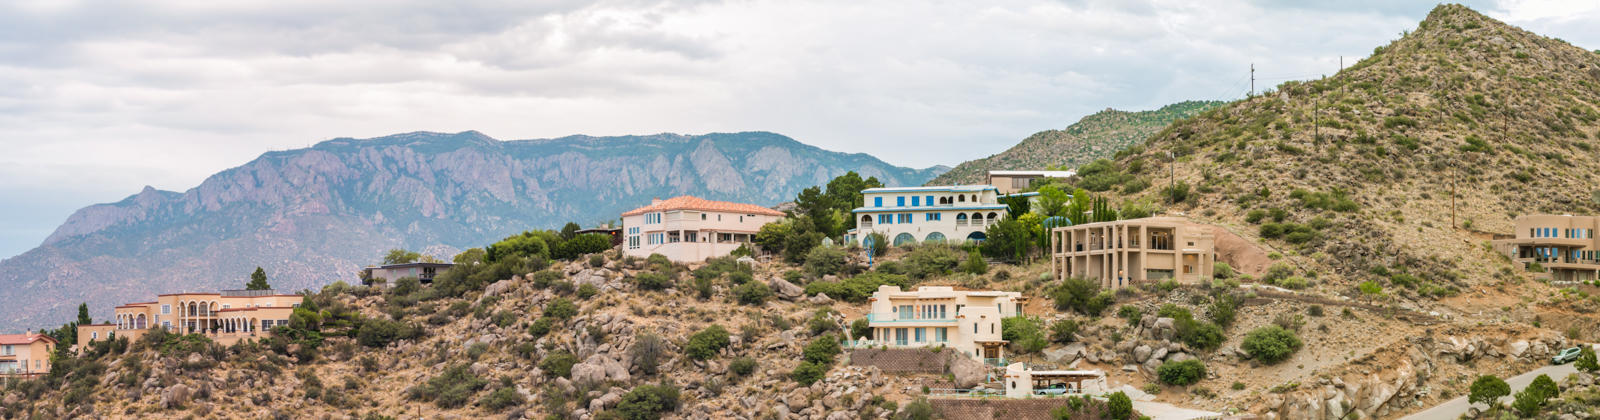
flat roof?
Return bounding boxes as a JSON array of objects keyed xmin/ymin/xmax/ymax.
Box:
[
  {"xmin": 371, "ymin": 262, "xmax": 455, "ymax": 269},
  {"xmin": 988, "ymin": 170, "xmax": 1076, "ymax": 177},
  {"xmin": 862, "ymin": 185, "xmax": 997, "ymax": 194}
]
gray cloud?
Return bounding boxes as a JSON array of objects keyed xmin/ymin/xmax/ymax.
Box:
[{"xmin": 0, "ymin": 0, "xmax": 1596, "ymax": 259}]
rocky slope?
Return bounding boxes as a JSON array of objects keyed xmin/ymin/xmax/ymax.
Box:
[
  {"xmin": 0, "ymin": 131, "xmax": 943, "ymax": 328},
  {"xmin": 928, "ymin": 101, "xmax": 1224, "ymax": 185}
]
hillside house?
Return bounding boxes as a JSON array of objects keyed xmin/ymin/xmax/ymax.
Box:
[
  {"xmin": 620, "ymin": 196, "xmax": 785, "ymax": 262},
  {"xmin": 0, "ymin": 332, "xmax": 58, "ymax": 379},
  {"xmin": 1049, "ymin": 217, "xmax": 1216, "ymax": 289},
  {"xmin": 856, "ymin": 286, "xmax": 1025, "ymax": 366},
  {"xmin": 362, "ymin": 262, "xmax": 455, "ymax": 287},
  {"xmin": 987, "ymin": 170, "xmax": 1075, "ymax": 194},
  {"xmin": 1493, "ymin": 214, "xmax": 1600, "ymax": 282},
  {"xmin": 77, "ymin": 289, "xmax": 303, "ymax": 349},
  {"xmin": 848, "ymin": 185, "xmax": 1009, "ymax": 247}
]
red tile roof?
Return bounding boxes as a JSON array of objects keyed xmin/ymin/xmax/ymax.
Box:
[
  {"xmin": 621, "ymin": 195, "xmax": 785, "ymax": 217},
  {"xmin": 0, "ymin": 333, "xmax": 56, "ymax": 345}
]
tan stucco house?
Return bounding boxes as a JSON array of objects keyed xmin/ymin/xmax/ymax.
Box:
[
  {"xmin": 77, "ymin": 289, "xmax": 303, "ymax": 349},
  {"xmin": 621, "ymin": 196, "xmax": 785, "ymax": 262}
]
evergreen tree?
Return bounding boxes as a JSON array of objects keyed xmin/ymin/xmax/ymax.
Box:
[
  {"xmin": 246, "ymin": 267, "xmax": 272, "ymax": 290},
  {"xmin": 76, "ymin": 303, "xmax": 92, "ymax": 325}
]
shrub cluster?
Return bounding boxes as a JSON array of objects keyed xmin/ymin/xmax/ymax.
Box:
[
  {"xmin": 1052, "ymin": 277, "xmax": 1115, "ymax": 316},
  {"xmin": 803, "ymin": 272, "xmax": 912, "ymax": 302},
  {"xmin": 685, "ymin": 325, "xmax": 731, "ymax": 360},
  {"xmin": 1157, "ymin": 360, "xmax": 1206, "ymax": 386},
  {"xmin": 1241, "ymin": 326, "xmax": 1303, "ymax": 364},
  {"xmin": 406, "ymin": 364, "xmax": 488, "ymax": 408}
]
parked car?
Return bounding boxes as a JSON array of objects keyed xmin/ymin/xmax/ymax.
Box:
[
  {"xmin": 1035, "ymin": 383, "xmax": 1070, "ymax": 395},
  {"xmin": 1553, "ymin": 347, "xmax": 1583, "ymax": 364},
  {"xmin": 970, "ymin": 387, "xmax": 1001, "ymax": 396}
]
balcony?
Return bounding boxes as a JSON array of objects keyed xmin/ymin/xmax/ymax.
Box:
[{"xmin": 864, "ymin": 313, "xmax": 958, "ymax": 325}]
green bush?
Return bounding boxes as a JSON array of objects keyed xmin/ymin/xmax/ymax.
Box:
[
  {"xmin": 1241, "ymin": 326, "xmax": 1303, "ymax": 364},
  {"xmin": 479, "ymin": 386, "xmax": 525, "ymax": 411},
  {"xmin": 1157, "ymin": 360, "xmax": 1206, "ymax": 386},
  {"xmin": 1106, "ymin": 391, "xmax": 1133, "ymax": 419},
  {"xmin": 1208, "ymin": 295, "xmax": 1238, "ymax": 327},
  {"xmin": 409, "ymin": 364, "xmax": 488, "ymax": 409},
  {"xmin": 357, "ymin": 318, "xmax": 418, "ymax": 348},
  {"xmin": 544, "ymin": 298, "xmax": 578, "ymax": 319},
  {"xmin": 629, "ymin": 333, "xmax": 668, "ymax": 376},
  {"xmin": 850, "ymin": 318, "xmax": 872, "ymax": 341},
  {"xmin": 803, "ymin": 272, "xmax": 912, "ymax": 302},
  {"xmin": 791, "ymin": 361, "xmax": 827, "ymax": 385},
  {"xmin": 733, "ymin": 281, "xmax": 772, "ymax": 305},
  {"xmin": 539, "ymin": 350, "xmax": 579, "ymax": 378},
  {"xmin": 577, "ymin": 284, "xmax": 599, "ymax": 299},
  {"xmin": 803, "ymin": 246, "xmax": 848, "ymax": 278},
  {"xmin": 1214, "ymin": 262, "xmax": 1235, "ymax": 279},
  {"xmin": 960, "ymin": 249, "xmax": 989, "ymax": 275},
  {"xmin": 901, "ymin": 398, "xmax": 935, "ymax": 420},
  {"xmin": 486, "ymin": 232, "xmax": 551, "ymax": 263},
  {"xmin": 1469, "ymin": 375, "xmax": 1510, "ymax": 407},
  {"xmin": 1050, "ymin": 319, "xmax": 1079, "ymax": 344},
  {"xmin": 1053, "ymin": 277, "xmax": 1114, "ymax": 316},
  {"xmin": 527, "ymin": 317, "xmax": 553, "ymax": 338},
  {"xmin": 1576, "ymin": 346, "xmax": 1598, "ymax": 373},
  {"xmin": 904, "ymin": 245, "xmax": 962, "ymax": 279},
  {"xmin": 1118, "ymin": 305, "xmax": 1142, "ymax": 326},
  {"xmin": 634, "ymin": 272, "xmax": 673, "ymax": 291},
  {"xmin": 1527, "ymin": 373, "xmax": 1558, "ymax": 401},
  {"xmin": 803, "ymin": 334, "xmax": 842, "ymax": 365},
  {"xmin": 685, "ymin": 325, "xmax": 731, "ymax": 360},
  {"xmin": 1001, "ymin": 316, "xmax": 1048, "ymax": 354},
  {"xmin": 614, "ymin": 383, "xmax": 681, "ymax": 419},
  {"xmin": 729, "ymin": 357, "xmax": 757, "ymax": 376}
]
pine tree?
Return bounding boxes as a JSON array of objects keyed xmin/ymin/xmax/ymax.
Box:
[
  {"xmin": 76, "ymin": 303, "xmax": 91, "ymax": 325},
  {"xmin": 246, "ymin": 267, "xmax": 272, "ymax": 290}
]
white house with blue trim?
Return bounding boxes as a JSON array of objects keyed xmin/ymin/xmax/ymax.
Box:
[{"xmin": 847, "ymin": 185, "xmax": 1010, "ymax": 247}]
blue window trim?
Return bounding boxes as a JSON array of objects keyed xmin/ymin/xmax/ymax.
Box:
[
  {"xmin": 926, "ymin": 195, "xmax": 934, "ymax": 206},
  {"xmin": 897, "ymin": 196, "xmax": 906, "ymax": 206},
  {"xmin": 874, "ymin": 197, "xmax": 883, "ymax": 207}
]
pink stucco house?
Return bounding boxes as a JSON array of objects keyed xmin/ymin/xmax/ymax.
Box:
[{"xmin": 621, "ymin": 196, "xmax": 785, "ymax": 262}]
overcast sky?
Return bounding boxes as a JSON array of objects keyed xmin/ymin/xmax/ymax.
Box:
[{"xmin": 1, "ymin": 0, "xmax": 1597, "ymax": 259}]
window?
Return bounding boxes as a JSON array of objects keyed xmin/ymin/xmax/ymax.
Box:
[
  {"xmin": 898, "ymin": 305, "xmax": 913, "ymax": 319},
  {"xmin": 935, "ymin": 328, "xmax": 948, "ymax": 342},
  {"xmin": 879, "ymin": 214, "xmax": 893, "ymax": 225},
  {"xmin": 644, "ymin": 213, "xmax": 661, "ymax": 224},
  {"xmin": 92, "ymin": 332, "xmax": 100, "ymax": 340},
  {"xmin": 222, "ymin": 304, "xmax": 231, "ymax": 309},
  {"xmin": 925, "ymin": 213, "xmax": 941, "ymax": 221},
  {"xmin": 874, "ymin": 197, "xmax": 883, "ymax": 207},
  {"xmin": 162, "ymin": 321, "xmax": 171, "ymax": 329},
  {"xmin": 628, "ymin": 236, "xmax": 640, "ymax": 250},
  {"xmin": 896, "ymin": 196, "xmax": 905, "ymax": 206},
  {"xmin": 898, "ymin": 213, "xmax": 912, "ymax": 223},
  {"xmin": 912, "ymin": 196, "xmax": 920, "ymax": 206},
  {"xmin": 701, "ymin": 213, "xmax": 706, "ymax": 220},
  {"xmin": 925, "ymin": 195, "xmax": 934, "ymax": 206},
  {"xmin": 915, "ymin": 328, "xmax": 926, "ymax": 342},
  {"xmin": 161, "ymin": 304, "xmax": 171, "ymax": 315},
  {"xmin": 895, "ymin": 328, "xmax": 908, "ymax": 346},
  {"xmin": 1, "ymin": 345, "xmax": 11, "ymax": 356}
]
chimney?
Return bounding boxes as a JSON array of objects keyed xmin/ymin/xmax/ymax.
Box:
[{"xmin": 651, "ymin": 197, "xmax": 662, "ymax": 205}]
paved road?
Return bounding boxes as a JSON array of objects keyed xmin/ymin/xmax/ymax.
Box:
[
  {"xmin": 1132, "ymin": 400, "xmax": 1223, "ymax": 420},
  {"xmin": 1401, "ymin": 344, "xmax": 1596, "ymax": 420}
]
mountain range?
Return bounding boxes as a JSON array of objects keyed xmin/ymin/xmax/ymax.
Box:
[
  {"xmin": 927, "ymin": 100, "xmax": 1224, "ymax": 185},
  {"xmin": 0, "ymin": 131, "xmax": 945, "ymax": 328}
]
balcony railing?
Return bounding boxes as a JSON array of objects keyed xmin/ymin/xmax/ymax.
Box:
[{"xmin": 864, "ymin": 313, "xmax": 957, "ymax": 324}]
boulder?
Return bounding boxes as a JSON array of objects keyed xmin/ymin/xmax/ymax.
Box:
[
  {"xmin": 161, "ymin": 384, "xmax": 192, "ymax": 409},
  {"xmin": 1151, "ymin": 347, "xmax": 1170, "ymax": 361},
  {"xmin": 949, "ymin": 355, "xmax": 988, "ymax": 388},
  {"xmin": 1510, "ymin": 341, "xmax": 1530, "ymax": 358},
  {"xmin": 1045, "ymin": 343, "xmax": 1086, "ymax": 363},
  {"xmin": 770, "ymin": 277, "xmax": 805, "ymax": 301},
  {"xmin": 571, "ymin": 355, "xmax": 630, "ymax": 384},
  {"xmin": 809, "ymin": 293, "xmax": 835, "ymax": 305},
  {"xmin": 1134, "ymin": 345, "xmax": 1153, "ymax": 363},
  {"xmin": 484, "ymin": 279, "xmax": 514, "ymax": 298}
]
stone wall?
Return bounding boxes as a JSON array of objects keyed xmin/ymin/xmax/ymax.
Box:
[{"xmin": 848, "ymin": 348, "xmax": 951, "ymax": 373}]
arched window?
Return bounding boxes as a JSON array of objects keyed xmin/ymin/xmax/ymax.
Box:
[
  {"xmin": 987, "ymin": 212, "xmax": 999, "ymax": 221},
  {"xmin": 893, "ymin": 233, "xmax": 916, "ymax": 246},
  {"xmin": 958, "ymin": 195, "xmax": 965, "ymax": 202},
  {"xmin": 925, "ymin": 232, "xmax": 947, "ymax": 243},
  {"xmin": 956, "ymin": 213, "xmax": 968, "ymax": 221},
  {"xmin": 971, "ymin": 212, "xmax": 984, "ymax": 222}
]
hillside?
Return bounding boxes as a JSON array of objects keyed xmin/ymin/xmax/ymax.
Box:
[
  {"xmin": 0, "ymin": 131, "xmax": 943, "ymax": 329},
  {"xmin": 928, "ymin": 101, "xmax": 1224, "ymax": 185}
]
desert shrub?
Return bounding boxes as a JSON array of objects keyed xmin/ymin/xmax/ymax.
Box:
[
  {"xmin": 357, "ymin": 318, "xmax": 419, "ymax": 348},
  {"xmin": 1053, "ymin": 277, "xmax": 1114, "ymax": 316},
  {"xmin": 807, "ymin": 309, "xmax": 839, "ymax": 336},
  {"xmin": 479, "ymin": 386, "xmax": 525, "ymax": 411},
  {"xmin": 685, "ymin": 325, "xmax": 731, "ymax": 360},
  {"xmin": 1163, "ymin": 180, "xmax": 1191, "ymax": 203},
  {"xmin": 1001, "ymin": 316, "xmax": 1048, "ymax": 354},
  {"xmin": 1106, "ymin": 391, "xmax": 1133, "ymax": 419},
  {"xmin": 1527, "ymin": 374, "xmax": 1559, "ymax": 401},
  {"xmin": 634, "ymin": 272, "xmax": 673, "ymax": 291},
  {"xmin": 1307, "ymin": 305, "xmax": 1324, "ymax": 317},
  {"xmin": 960, "ymin": 249, "xmax": 989, "ymax": 275},
  {"xmin": 1576, "ymin": 346, "xmax": 1599, "ymax": 372},
  {"xmin": 1469, "ymin": 375, "xmax": 1510, "ymax": 406},
  {"xmin": 733, "ymin": 281, "xmax": 772, "ymax": 305},
  {"xmin": 1241, "ymin": 326, "xmax": 1303, "ymax": 364},
  {"xmin": 646, "ymin": 254, "xmax": 672, "ymax": 270},
  {"xmin": 803, "ymin": 272, "xmax": 912, "ymax": 302},
  {"xmin": 802, "ymin": 334, "xmax": 841, "ymax": 364},
  {"xmin": 1157, "ymin": 360, "xmax": 1206, "ymax": 386},
  {"xmin": 528, "ymin": 317, "xmax": 553, "ymax": 338},
  {"xmin": 1289, "ymin": 188, "xmax": 1358, "ymax": 212},
  {"xmin": 727, "ymin": 270, "xmax": 754, "ymax": 285},
  {"xmin": 1050, "ymin": 319, "xmax": 1079, "ymax": 344},
  {"xmin": 409, "ymin": 364, "xmax": 488, "ymax": 409},
  {"xmin": 803, "ymin": 246, "xmax": 848, "ymax": 278},
  {"xmin": 791, "ymin": 362, "xmax": 827, "ymax": 385},
  {"xmin": 1208, "ymin": 295, "xmax": 1238, "ymax": 327},
  {"xmin": 901, "ymin": 398, "xmax": 935, "ymax": 420},
  {"xmin": 729, "ymin": 357, "xmax": 757, "ymax": 376},
  {"xmin": 1511, "ymin": 388, "xmax": 1542, "ymax": 417},
  {"xmin": 850, "ymin": 318, "xmax": 872, "ymax": 340},
  {"xmin": 630, "ymin": 333, "xmax": 669, "ymax": 376},
  {"xmin": 614, "ymin": 383, "xmax": 681, "ymax": 419},
  {"xmin": 1118, "ymin": 305, "xmax": 1142, "ymax": 325},
  {"xmin": 539, "ymin": 350, "xmax": 579, "ymax": 378},
  {"xmin": 544, "ymin": 298, "xmax": 578, "ymax": 319},
  {"xmin": 589, "ymin": 254, "xmax": 606, "ymax": 267},
  {"xmin": 904, "ymin": 245, "xmax": 962, "ymax": 279},
  {"xmin": 577, "ymin": 284, "xmax": 599, "ymax": 299}
]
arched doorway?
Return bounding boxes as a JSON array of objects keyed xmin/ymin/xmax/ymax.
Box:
[
  {"xmin": 966, "ymin": 231, "xmax": 987, "ymax": 242},
  {"xmin": 136, "ymin": 314, "xmax": 147, "ymax": 329},
  {"xmin": 893, "ymin": 233, "xmax": 916, "ymax": 246},
  {"xmin": 924, "ymin": 232, "xmax": 947, "ymax": 243},
  {"xmin": 956, "ymin": 213, "xmax": 968, "ymax": 225}
]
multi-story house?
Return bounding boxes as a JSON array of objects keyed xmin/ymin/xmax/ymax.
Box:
[
  {"xmin": 987, "ymin": 170, "xmax": 1075, "ymax": 195},
  {"xmin": 621, "ymin": 196, "xmax": 785, "ymax": 262},
  {"xmin": 849, "ymin": 185, "xmax": 1009, "ymax": 247},
  {"xmin": 1049, "ymin": 217, "xmax": 1216, "ymax": 289},
  {"xmin": 858, "ymin": 285, "xmax": 1026, "ymax": 366},
  {"xmin": 1493, "ymin": 214, "xmax": 1600, "ymax": 282},
  {"xmin": 77, "ymin": 289, "xmax": 304, "ymax": 348},
  {"xmin": 0, "ymin": 332, "xmax": 58, "ymax": 379}
]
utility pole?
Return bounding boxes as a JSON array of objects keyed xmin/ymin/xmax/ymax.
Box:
[{"xmin": 1250, "ymin": 63, "xmax": 1255, "ymax": 96}]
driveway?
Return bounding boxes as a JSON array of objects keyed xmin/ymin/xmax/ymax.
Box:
[{"xmin": 1401, "ymin": 344, "xmax": 1596, "ymax": 420}]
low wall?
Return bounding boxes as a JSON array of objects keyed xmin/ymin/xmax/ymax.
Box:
[
  {"xmin": 930, "ymin": 398, "xmax": 1071, "ymax": 420},
  {"xmin": 848, "ymin": 348, "xmax": 951, "ymax": 374}
]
